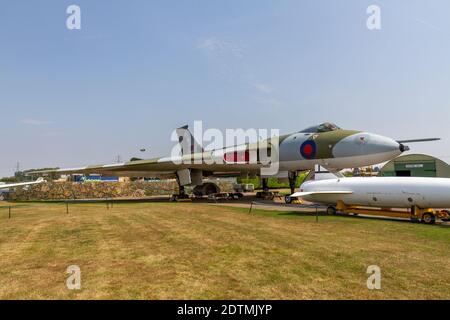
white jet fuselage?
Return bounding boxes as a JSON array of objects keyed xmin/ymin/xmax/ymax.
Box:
[{"xmin": 298, "ymin": 177, "xmax": 450, "ymax": 209}]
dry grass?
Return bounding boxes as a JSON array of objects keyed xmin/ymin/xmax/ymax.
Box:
[{"xmin": 0, "ymin": 201, "xmax": 449, "ymax": 300}]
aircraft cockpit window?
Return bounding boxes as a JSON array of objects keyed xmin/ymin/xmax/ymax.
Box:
[{"xmin": 300, "ymin": 123, "xmax": 341, "ymax": 133}]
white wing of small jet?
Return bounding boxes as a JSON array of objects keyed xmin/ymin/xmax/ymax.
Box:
[
  {"xmin": 291, "ymin": 190, "xmax": 353, "ymax": 198},
  {"xmin": 0, "ymin": 177, "xmax": 45, "ymax": 190}
]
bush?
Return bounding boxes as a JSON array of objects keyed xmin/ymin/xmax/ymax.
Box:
[{"xmin": 238, "ymin": 173, "xmax": 306, "ymax": 190}]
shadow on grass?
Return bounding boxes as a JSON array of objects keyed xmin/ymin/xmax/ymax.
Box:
[{"xmin": 333, "ymin": 212, "xmax": 450, "ymax": 228}]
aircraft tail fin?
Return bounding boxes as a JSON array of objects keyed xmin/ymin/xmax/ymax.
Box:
[{"xmin": 176, "ymin": 125, "xmax": 204, "ymax": 156}]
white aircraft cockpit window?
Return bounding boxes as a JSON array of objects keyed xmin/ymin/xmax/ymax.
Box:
[{"xmin": 300, "ymin": 123, "xmax": 341, "ymax": 133}]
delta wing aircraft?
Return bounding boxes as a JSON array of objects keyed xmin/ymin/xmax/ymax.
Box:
[{"xmin": 30, "ymin": 123, "xmax": 439, "ymax": 198}]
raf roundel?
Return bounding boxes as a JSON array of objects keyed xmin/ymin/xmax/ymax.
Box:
[{"xmin": 300, "ymin": 140, "xmax": 317, "ymax": 159}]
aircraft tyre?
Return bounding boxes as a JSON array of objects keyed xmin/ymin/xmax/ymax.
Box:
[
  {"xmin": 327, "ymin": 206, "xmax": 337, "ymax": 215},
  {"xmin": 421, "ymin": 212, "xmax": 436, "ymax": 225},
  {"xmin": 193, "ymin": 183, "xmax": 220, "ymax": 197},
  {"xmin": 285, "ymin": 196, "xmax": 292, "ymax": 204}
]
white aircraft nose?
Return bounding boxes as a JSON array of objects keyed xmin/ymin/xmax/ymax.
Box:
[{"xmin": 333, "ymin": 133, "xmax": 403, "ymax": 158}]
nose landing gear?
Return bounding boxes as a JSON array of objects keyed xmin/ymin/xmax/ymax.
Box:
[
  {"xmin": 288, "ymin": 171, "xmax": 298, "ymax": 195},
  {"xmin": 170, "ymin": 185, "xmax": 191, "ymax": 202}
]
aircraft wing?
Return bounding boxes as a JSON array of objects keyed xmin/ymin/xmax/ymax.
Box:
[
  {"xmin": 28, "ymin": 156, "xmax": 264, "ymax": 179},
  {"xmin": 0, "ymin": 178, "xmax": 45, "ymax": 190},
  {"xmin": 291, "ymin": 190, "xmax": 353, "ymax": 198},
  {"xmin": 27, "ymin": 125, "xmax": 269, "ymax": 179}
]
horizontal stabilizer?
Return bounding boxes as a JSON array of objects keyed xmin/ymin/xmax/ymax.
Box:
[{"xmin": 291, "ymin": 190, "xmax": 353, "ymax": 198}]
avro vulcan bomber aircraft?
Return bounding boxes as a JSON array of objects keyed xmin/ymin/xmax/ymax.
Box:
[{"xmin": 30, "ymin": 123, "xmax": 439, "ymax": 198}]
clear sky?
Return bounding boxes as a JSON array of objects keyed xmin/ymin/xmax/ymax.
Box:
[{"xmin": 1, "ymin": 0, "xmax": 449, "ymax": 177}]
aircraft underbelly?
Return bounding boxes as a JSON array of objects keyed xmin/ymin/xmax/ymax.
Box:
[
  {"xmin": 279, "ymin": 160, "xmax": 317, "ymax": 171},
  {"xmin": 308, "ymin": 192, "xmax": 444, "ymax": 209},
  {"xmin": 279, "ymin": 151, "xmax": 401, "ymax": 172}
]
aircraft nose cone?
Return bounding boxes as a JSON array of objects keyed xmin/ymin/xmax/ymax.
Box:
[{"xmin": 333, "ymin": 133, "xmax": 403, "ymax": 158}]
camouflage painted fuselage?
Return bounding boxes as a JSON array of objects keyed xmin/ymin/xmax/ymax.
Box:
[
  {"xmin": 31, "ymin": 124, "xmax": 404, "ymax": 180},
  {"xmin": 277, "ymin": 129, "xmax": 402, "ymax": 172},
  {"xmin": 188, "ymin": 128, "xmax": 403, "ymax": 175}
]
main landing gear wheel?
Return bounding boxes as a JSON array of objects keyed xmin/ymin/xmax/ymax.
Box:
[
  {"xmin": 421, "ymin": 212, "xmax": 436, "ymax": 225},
  {"xmin": 327, "ymin": 206, "xmax": 337, "ymax": 215},
  {"xmin": 285, "ymin": 196, "xmax": 293, "ymax": 204}
]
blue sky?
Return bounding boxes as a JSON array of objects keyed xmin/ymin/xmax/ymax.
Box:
[{"xmin": 1, "ymin": 0, "xmax": 450, "ymax": 176}]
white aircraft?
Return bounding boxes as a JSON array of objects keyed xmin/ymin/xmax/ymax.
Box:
[
  {"xmin": 0, "ymin": 178, "xmax": 45, "ymax": 199},
  {"xmin": 291, "ymin": 176, "xmax": 450, "ymax": 223}
]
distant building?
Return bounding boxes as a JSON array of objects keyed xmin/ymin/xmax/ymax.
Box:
[
  {"xmin": 73, "ymin": 174, "xmax": 119, "ymax": 182},
  {"xmin": 380, "ymin": 154, "xmax": 450, "ymax": 178}
]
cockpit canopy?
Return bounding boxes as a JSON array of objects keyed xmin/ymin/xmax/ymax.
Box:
[{"xmin": 300, "ymin": 123, "xmax": 341, "ymax": 133}]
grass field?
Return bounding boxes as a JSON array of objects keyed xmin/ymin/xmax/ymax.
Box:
[{"xmin": 0, "ymin": 201, "xmax": 449, "ymax": 300}]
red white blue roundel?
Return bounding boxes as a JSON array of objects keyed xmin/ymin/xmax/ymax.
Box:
[{"xmin": 300, "ymin": 140, "xmax": 317, "ymax": 159}]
